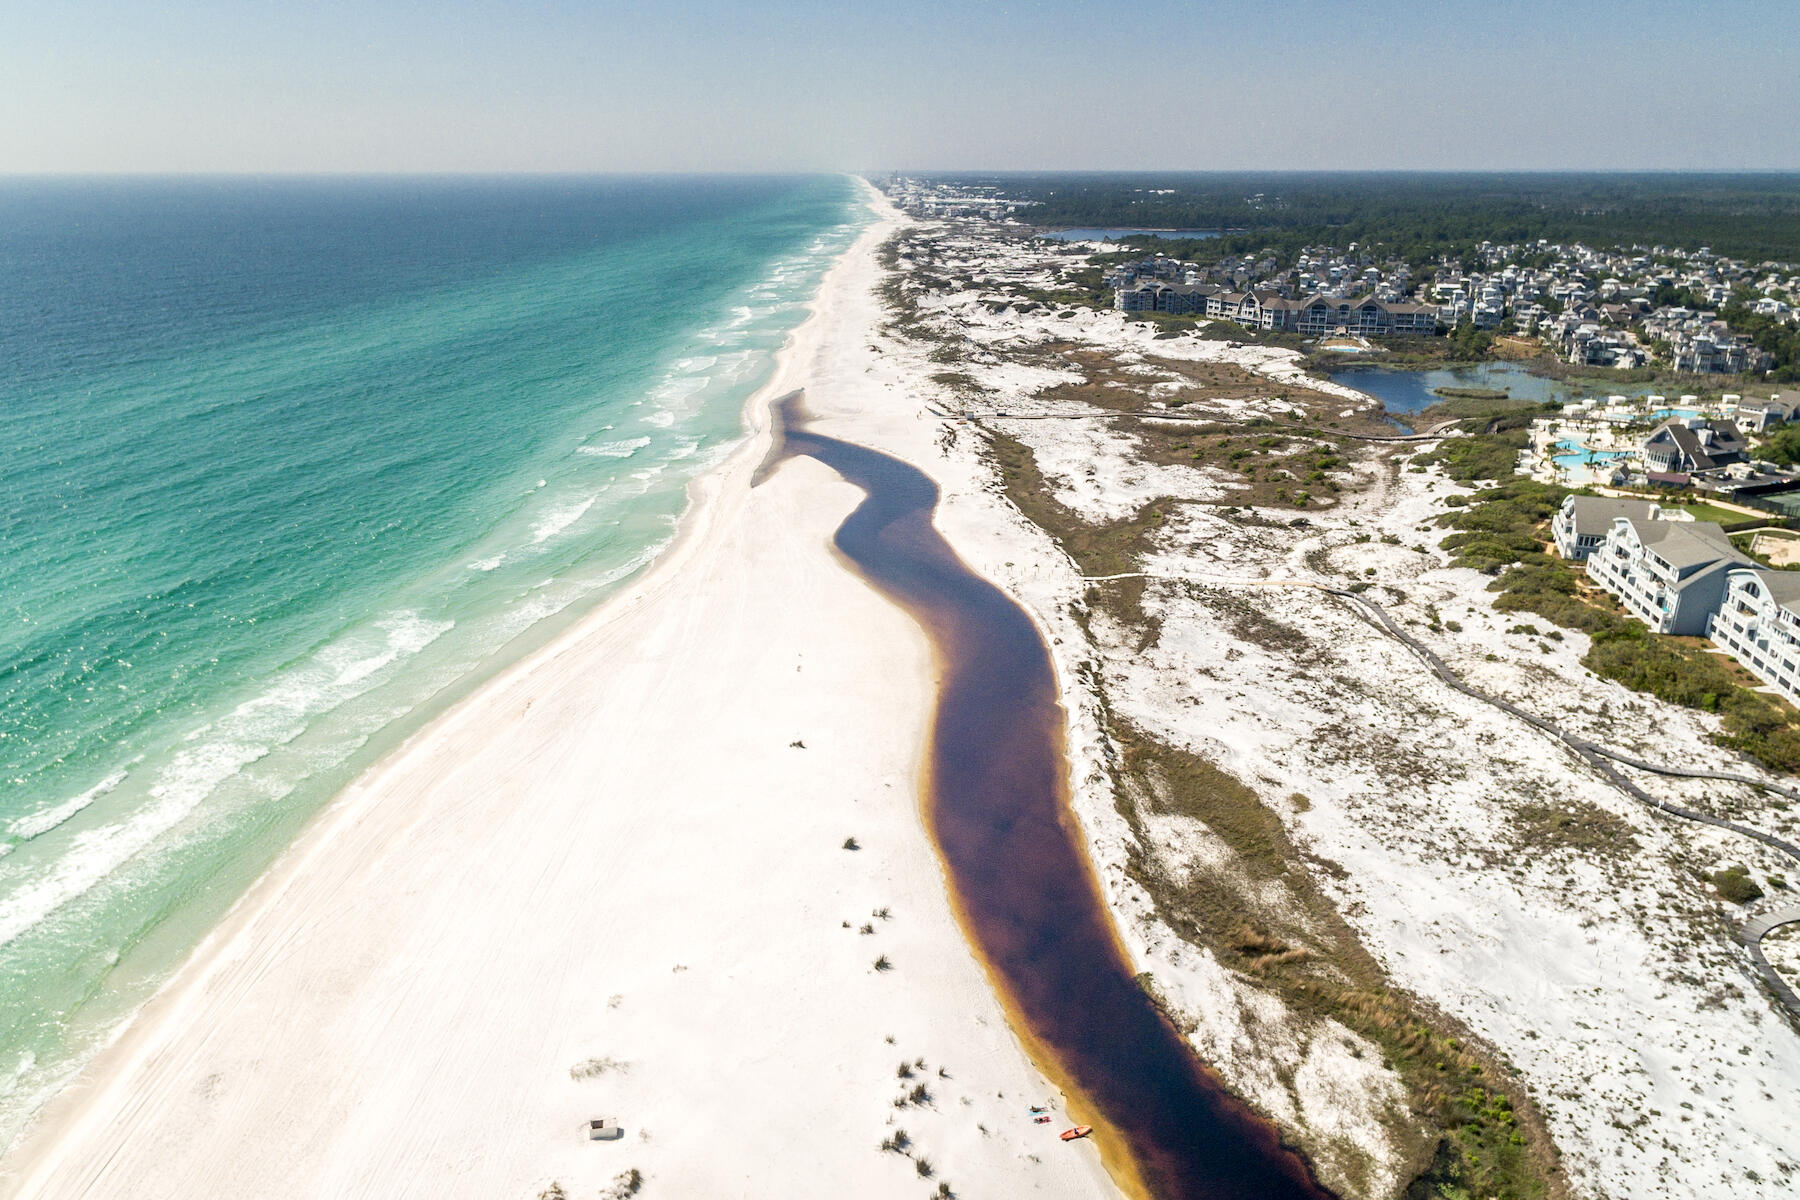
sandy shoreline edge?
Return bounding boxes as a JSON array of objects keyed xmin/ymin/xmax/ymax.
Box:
[{"xmin": 3, "ymin": 181, "xmax": 1119, "ymax": 1199}]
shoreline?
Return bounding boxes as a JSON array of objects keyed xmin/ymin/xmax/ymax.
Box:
[
  {"xmin": 4, "ymin": 181, "xmax": 1118, "ymax": 1198},
  {"xmin": 0, "ymin": 192, "xmax": 855, "ymax": 1177}
]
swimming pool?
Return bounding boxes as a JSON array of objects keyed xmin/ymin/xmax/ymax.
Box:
[{"xmin": 1553, "ymin": 449, "xmax": 1633, "ymax": 468}]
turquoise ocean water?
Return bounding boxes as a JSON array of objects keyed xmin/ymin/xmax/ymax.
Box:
[{"xmin": 0, "ymin": 175, "xmax": 861, "ymax": 1140}]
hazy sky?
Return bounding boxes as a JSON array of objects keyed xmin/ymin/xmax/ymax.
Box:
[{"xmin": 6, "ymin": 0, "xmax": 1798, "ymax": 173}]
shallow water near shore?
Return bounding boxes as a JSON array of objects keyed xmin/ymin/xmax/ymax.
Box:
[
  {"xmin": 770, "ymin": 395, "xmax": 1331, "ymax": 1200},
  {"xmin": 0, "ymin": 175, "xmax": 861, "ymax": 1143}
]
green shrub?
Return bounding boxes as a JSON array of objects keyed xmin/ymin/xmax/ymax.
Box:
[{"xmin": 1709, "ymin": 866, "xmax": 1764, "ymax": 904}]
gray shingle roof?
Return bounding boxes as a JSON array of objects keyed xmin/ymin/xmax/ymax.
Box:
[
  {"xmin": 1627, "ymin": 518, "xmax": 1751, "ymax": 572},
  {"xmin": 1746, "ymin": 567, "xmax": 1800, "ymax": 608},
  {"xmin": 1564, "ymin": 497, "xmax": 1660, "ymax": 539}
]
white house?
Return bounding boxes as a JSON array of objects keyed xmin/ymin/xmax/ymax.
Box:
[
  {"xmin": 1735, "ymin": 390, "xmax": 1800, "ymax": 435},
  {"xmin": 1709, "ymin": 568, "xmax": 1800, "ymax": 708},
  {"xmin": 1551, "ymin": 496, "xmax": 1666, "ymax": 561},
  {"xmin": 1586, "ymin": 517, "xmax": 1752, "ymax": 636}
]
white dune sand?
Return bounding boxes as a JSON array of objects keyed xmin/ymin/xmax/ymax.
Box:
[{"xmin": 2, "ymin": 194, "xmax": 1118, "ymax": 1199}]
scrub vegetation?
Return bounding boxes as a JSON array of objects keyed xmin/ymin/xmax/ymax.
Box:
[
  {"xmin": 1423, "ymin": 444, "xmax": 1800, "ymax": 772},
  {"xmin": 983, "ymin": 426, "xmax": 1564, "ymax": 1199}
]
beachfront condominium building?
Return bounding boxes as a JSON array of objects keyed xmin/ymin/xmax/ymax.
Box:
[
  {"xmin": 1551, "ymin": 496, "xmax": 1666, "ymax": 561},
  {"xmin": 1586, "ymin": 516, "xmax": 1753, "ymax": 636},
  {"xmin": 1709, "ymin": 568, "xmax": 1800, "ymax": 709}
]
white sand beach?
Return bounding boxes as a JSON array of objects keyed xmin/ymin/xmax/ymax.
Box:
[{"xmin": 2, "ymin": 190, "xmax": 1119, "ymax": 1199}]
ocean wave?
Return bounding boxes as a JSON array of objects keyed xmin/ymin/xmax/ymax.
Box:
[
  {"xmin": 7, "ymin": 769, "xmax": 130, "ymax": 841},
  {"xmin": 651, "ymin": 375, "xmax": 710, "ymax": 405},
  {"xmin": 0, "ymin": 611, "xmax": 453, "ymax": 952},
  {"xmin": 576, "ymin": 437, "xmax": 651, "ymax": 459},
  {"xmin": 489, "ymin": 539, "xmax": 671, "ymax": 642},
  {"xmin": 468, "ymin": 554, "xmax": 506, "ymax": 572},
  {"xmin": 0, "ymin": 1052, "xmax": 36, "ymax": 1103},
  {"xmin": 529, "ymin": 495, "xmax": 597, "ymax": 543}
]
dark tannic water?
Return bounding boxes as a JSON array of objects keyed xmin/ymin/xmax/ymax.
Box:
[{"xmin": 767, "ymin": 395, "xmax": 1332, "ymax": 1200}]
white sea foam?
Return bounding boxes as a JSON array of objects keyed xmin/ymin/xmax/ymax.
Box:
[
  {"xmin": 0, "ymin": 612, "xmax": 453, "ymax": 952},
  {"xmin": 488, "ymin": 540, "xmax": 670, "ymax": 643},
  {"xmin": 715, "ymin": 350, "xmax": 758, "ymax": 381},
  {"xmin": 468, "ymin": 554, "xmax": 506, "ymax": 572},
  {"xmin": 652, "ymin": 375, "xmax": 710, "ymax": 405},
  {"xmin": 0, "ymin": 1052, "xmax": 36, "ymax": 1102},
  {"xmin": 530, "ymin": 495, "xmax": 597, "ymax": 543},
  {"xmin": 576, "ymin": 437, "xmax": 651, "ymax": 459},
  {"xmin": 8, "ymin": 769, "xmax": 130, "ymax": 841}
]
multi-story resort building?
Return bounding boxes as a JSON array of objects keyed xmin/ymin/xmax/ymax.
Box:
[
  {"xmin": 1551, "ymin": 496, "xmax": 1665, "ymax": 561},
  {"xmin": 1671, "ymin": 330, "xmax": 1773, "ymax": 375},
  {"xmin": 1265, "ymin": 295, "xmax": 1441, "ymax": 336},
  {"xmin": 1114, "ymin": 283, "xmax": 1440, "ymax": 336},
  {"xmin": 1709, "ymin": 568, "xmax": 1800, "ymax": 708},
  {"xmin": 1586, "ymin": 516, "xmax": 1752, "ymax": 636},
  {"xmin": 1560, "ymin": 499, "xmax": 1800, "ymax": 710},
  {"xmin": 1115, "ymin": 281, "xmax": 1215, "ymax": 313}
]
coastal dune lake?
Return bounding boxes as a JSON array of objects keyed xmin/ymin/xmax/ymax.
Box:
[
  {"xmin": 1327, "ymin": 360, "xmax": 1664, "ymax": 429},
  {"xmin": 771, "ymin": 395, "xmax": 1331, "ymax": 1200},
  {"xmin": 0, "ymin": 176, "xmax": 860, "ymax": 1142}
]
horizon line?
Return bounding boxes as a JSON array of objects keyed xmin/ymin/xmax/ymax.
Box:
[{"xmin": 4, "ymin": 167, "xmax": 1800, "ymax": 180}]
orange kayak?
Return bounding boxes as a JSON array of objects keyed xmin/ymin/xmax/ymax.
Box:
[{"xmin": 1059, "ymin": 1125, "xmax": 1093, "ymax": 1141}]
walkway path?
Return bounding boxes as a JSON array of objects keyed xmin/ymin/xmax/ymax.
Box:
[
  {"xmin": 1742, "ymin": 906, "xmax": 1800, "ymax": 1015},
  {"xmin": 943, "ymin": 404, "xmax": 1458, "ymax": 442}
]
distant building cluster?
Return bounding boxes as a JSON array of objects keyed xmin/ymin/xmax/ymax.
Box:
[
  {"xmin": 1106, "ymin": 236, "xmax": 1796, "ymax": 373},
  {"xmin": 873, "ymin": 176, "xmax": 1797, "ymax": 378},
  {"xmin": 1439, "ymin": 239, "xmax": 1795, "ymax": 375},
  {"xmin": 882, "ymin": 176, "xmax": 1027, "ymax": 223},
  {"xmin": 1107, "ymin": 252, "xmax": 1438, "ymax": 338}
]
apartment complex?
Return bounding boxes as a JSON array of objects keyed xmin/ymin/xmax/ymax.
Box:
[
  {"xmin": 1709, "ymin": 569, "xmax": 1800, "ymax": 708},
  {"xmin": 1550, "ymin": 496, "xmax": 1665, "ymax": 561},
  {"xmin": 1115, "ymin": 282, "xmax": 1440, "ymax": 336},
  {"xmin": 1585, "ymin": 516, "xmax": 1753, "ymax": 636}
]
